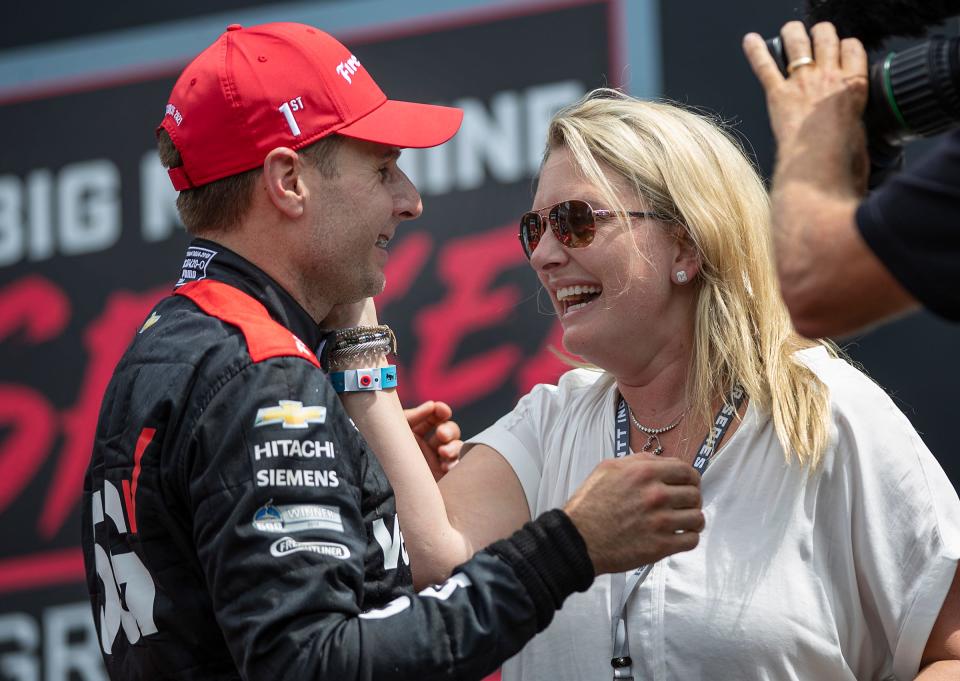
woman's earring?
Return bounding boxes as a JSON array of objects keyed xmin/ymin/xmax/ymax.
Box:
[{"xmin": 675, "ymin": 270, "xmax": 688, "ymax": 284}]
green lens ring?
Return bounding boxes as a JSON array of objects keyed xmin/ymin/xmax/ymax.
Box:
[{"xmin": 882, "ymin": 52, "xmax": 911, "ymax": 133}]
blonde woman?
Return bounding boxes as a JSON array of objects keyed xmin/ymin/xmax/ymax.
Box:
[{"xmin": 382, "ymin": 89, "xmax": 959, "ymax": 680}]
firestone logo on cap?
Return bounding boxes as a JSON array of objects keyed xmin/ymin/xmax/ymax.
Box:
[{"xmin": 336, "ymin": 55, "xmax": 362, "ymax": 84}]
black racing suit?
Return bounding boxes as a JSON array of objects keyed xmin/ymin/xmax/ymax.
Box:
[{"xmin": 81, "ymin": 239, "xmax": 593, "ymax": 680}]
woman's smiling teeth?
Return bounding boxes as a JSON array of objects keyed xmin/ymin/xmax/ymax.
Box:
[{"xmin": 556, "ymin": 284, "xmax": 602, "ymax": 315}]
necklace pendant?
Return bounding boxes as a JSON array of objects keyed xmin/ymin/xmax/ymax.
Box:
[{"xmin": 641, "ymin": 434, "xmax": 662, "ymax": 455}]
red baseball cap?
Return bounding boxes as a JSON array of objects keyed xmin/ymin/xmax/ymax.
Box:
[{"xmin": 159, "ymin": 22, "xmax": 463, "ymax": 190}]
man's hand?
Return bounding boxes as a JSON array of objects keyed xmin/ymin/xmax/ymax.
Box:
[
  {"xmin": 739, "ymin": 21, "xmax": 916, "ymax": 337},
  {"xmin": 404, "ymin": 400, "xmax": 462, "ymax": 481},
  {"xmin": 743, "ymin": 21, "xmax": 870, "ymax": 193},
  {"xmin": 564, "ymin": 454, "xmax": 703, "ymax": 574}
]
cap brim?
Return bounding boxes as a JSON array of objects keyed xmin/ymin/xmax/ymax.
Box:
[{"xmin": 337, "ymin": 99, "xmax": 463, "ymax": 149}]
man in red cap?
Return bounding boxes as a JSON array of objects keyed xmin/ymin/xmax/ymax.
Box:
[{"xmin": 81, "ymin": 22, "xmax": 705, "ymax": 680}]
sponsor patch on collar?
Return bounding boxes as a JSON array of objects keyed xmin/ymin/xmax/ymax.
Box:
[{"xmin": 176, "ymin": 246, "xmax": 217, "ymax": 287}]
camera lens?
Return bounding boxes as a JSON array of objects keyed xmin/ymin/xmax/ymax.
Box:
[{"xmin": 869, "ymin": 37, "xmax": 960, "ymax": 145}]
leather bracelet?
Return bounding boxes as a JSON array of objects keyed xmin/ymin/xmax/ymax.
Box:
[
  {"xmin": 329, "ymin": 338, "xmax": 392, "ymax": 360},
  {"xmin": 329, "ymin": 366, "xmax": 398, "ymax": 393},
  {"xmin": 332, "ymin": 325, "xmax": 398, "ymax": 356}
]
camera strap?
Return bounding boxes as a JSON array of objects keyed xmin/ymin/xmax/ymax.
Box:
[{"xmin": 609, "ymin": 385, "xmax": 745, "ymax": 680}]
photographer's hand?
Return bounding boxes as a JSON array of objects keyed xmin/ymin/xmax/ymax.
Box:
[
  {"xmin": 744, "ymin": 21, "xmax": 869, "ymax": 180},
  {"xmin": 742, "ymin": 22, "xmax": 917, "ymax": 337}
]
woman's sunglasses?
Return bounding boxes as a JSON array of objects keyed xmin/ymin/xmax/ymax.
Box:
[{"xmin": 518, "ymin": 199, "xmax": 665, "ymax": 260}]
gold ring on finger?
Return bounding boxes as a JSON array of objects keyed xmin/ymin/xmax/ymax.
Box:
[{"xmin": 787, "ymin": 56, "xmax": 815, "ymax": 74}]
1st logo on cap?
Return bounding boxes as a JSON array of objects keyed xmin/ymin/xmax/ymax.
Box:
[{"xmin": 279, "ymin": 96, "xmax": 305, "ymax": 136}]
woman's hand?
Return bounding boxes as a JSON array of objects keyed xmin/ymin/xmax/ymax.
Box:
[{"xmin": 404, "ymin": 400, "xmax": 462, "ymax": 481}]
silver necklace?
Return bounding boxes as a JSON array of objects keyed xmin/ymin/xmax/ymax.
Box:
[{"xmin": 628, "ymin": 408, "xmax": 684, "ymax": 456}]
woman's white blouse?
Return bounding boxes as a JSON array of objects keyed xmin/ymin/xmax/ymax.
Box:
[{"xmin": 464, "ymin": 347, "xmax": 960, "ymax": 680}]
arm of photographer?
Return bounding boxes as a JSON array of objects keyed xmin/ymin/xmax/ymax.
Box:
[
  {"xmin": 742, "ymin": 21, "xmax": 919, "ymax": 338},
  {"xmin": 329, "ymin": 299, "xmax": 705, "ymax": 589},
  {"xmin": 744, "ymin": 23, "xmax": 960, "ymax": 678}
]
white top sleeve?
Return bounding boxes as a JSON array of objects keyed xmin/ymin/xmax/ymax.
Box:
[
  {"xmin": 462, "ymin": 396, "xmax": 546, "ymax": 516},
  {"xmin": 808, "ymin": 350, "xmax": 960, "ymax": 678},
  {"xmin": 464, "ymin": 369, "xmax": 612, "ymax": 517}
]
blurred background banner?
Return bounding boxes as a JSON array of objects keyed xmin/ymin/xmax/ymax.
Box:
[{"xmin": 0, "ymin": 1, "xmax": 957, "ymax": 678}]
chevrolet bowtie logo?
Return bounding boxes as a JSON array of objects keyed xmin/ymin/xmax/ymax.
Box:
[{"xmin": 254, "ymin": 400, "xmax": 327, "ymax": 429}]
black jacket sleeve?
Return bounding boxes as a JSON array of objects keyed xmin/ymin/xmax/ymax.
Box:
[
  {"xmin": 184, "ymin": 356, "xmax": 593, "ymax": 681},
  {"xmin": 856, "ymin": 129, "xmax": 960, "ymax": 320}
]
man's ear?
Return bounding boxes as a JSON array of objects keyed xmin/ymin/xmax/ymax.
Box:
[{"xmin": 263, "ymin": 147, "xmax": 307, "ymax": 219}]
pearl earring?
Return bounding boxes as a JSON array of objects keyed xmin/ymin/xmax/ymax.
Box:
[{"xmin": 675, "ymin": 270, "xmax": 688, "ymax": 283}]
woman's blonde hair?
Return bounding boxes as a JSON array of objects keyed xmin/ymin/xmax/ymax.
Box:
[{"xmin": 546, "ymin": 88, "xmax": 832, "ymax": 467}]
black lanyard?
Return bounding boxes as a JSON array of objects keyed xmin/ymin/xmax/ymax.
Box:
[{"xmin": 610, "ymin": 386, "xmax": 745, "ymax": 681}]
